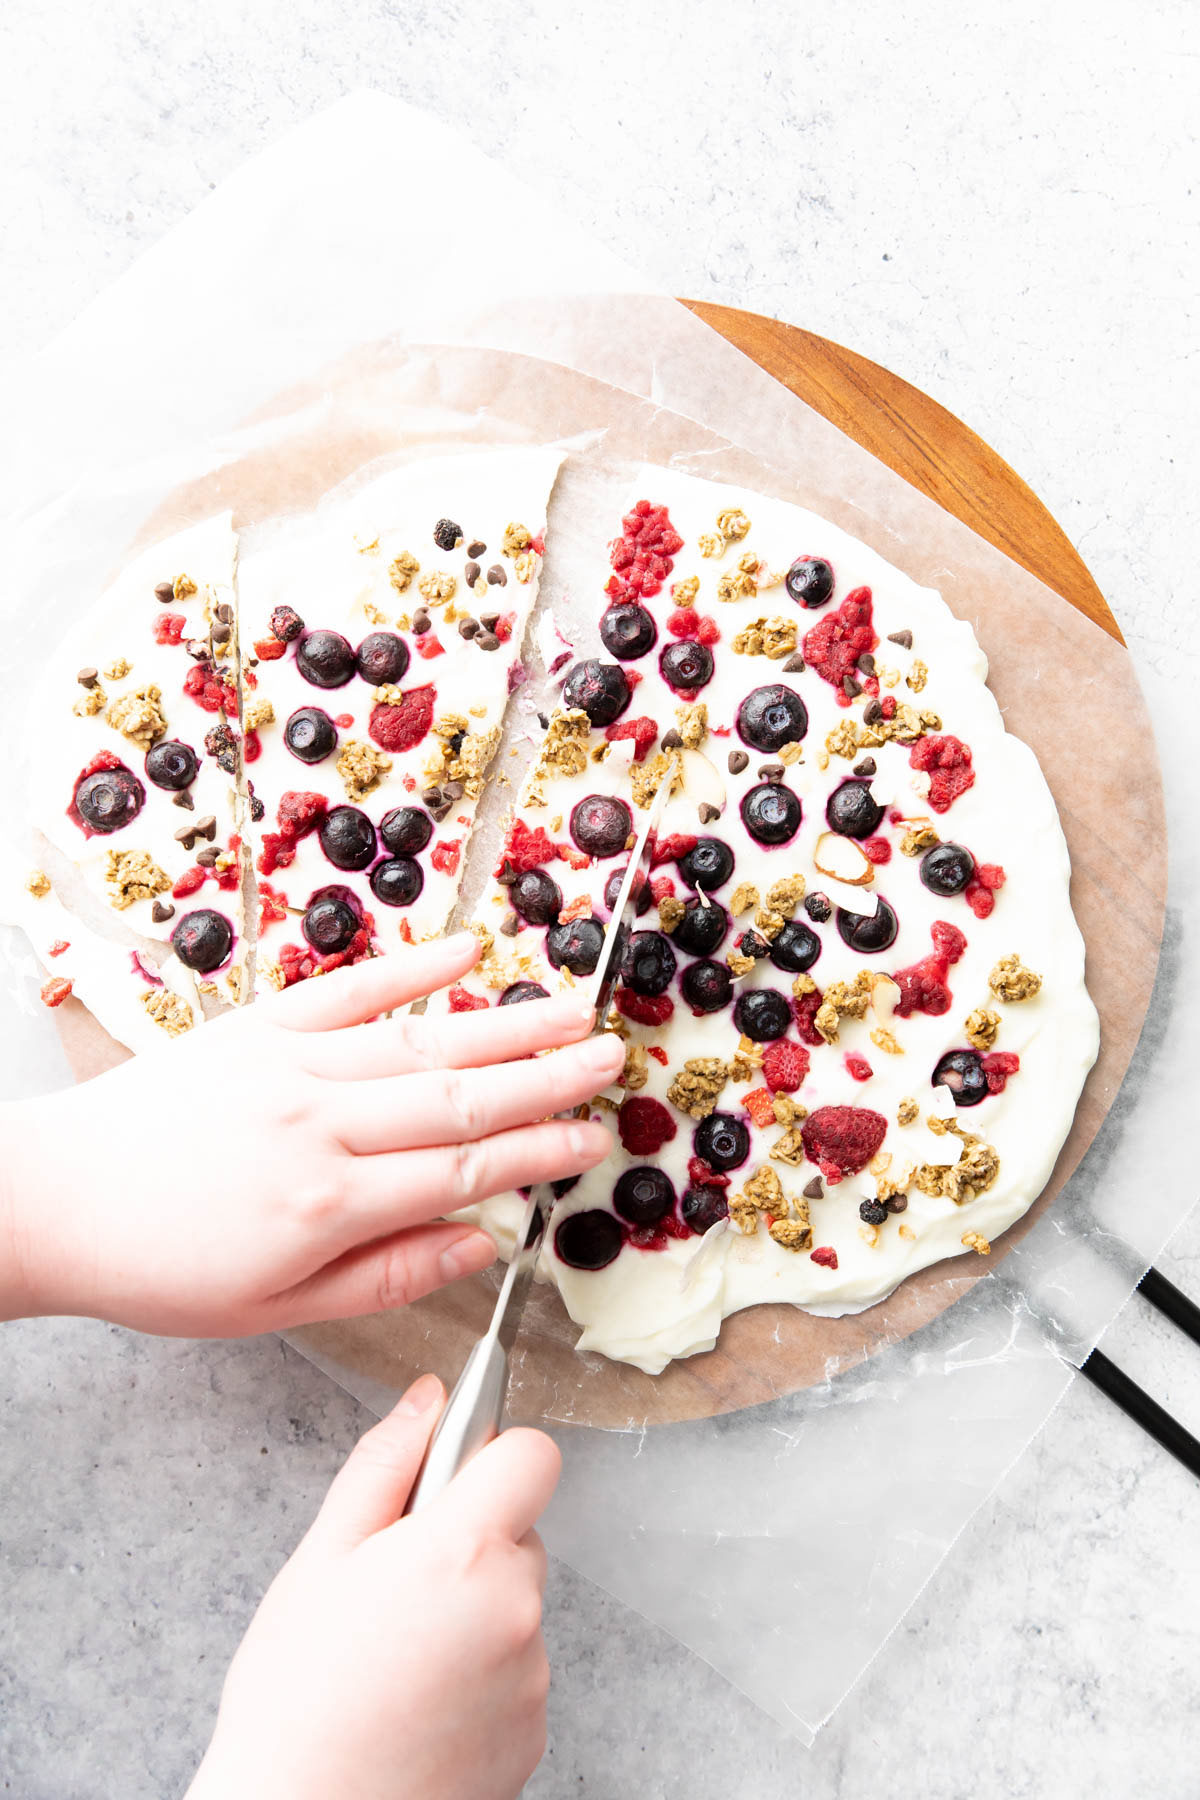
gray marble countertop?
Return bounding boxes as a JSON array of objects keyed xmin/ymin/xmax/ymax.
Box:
[{"xmin": 2, "ymin": 4, "xmax": 1198, "ymax": 1796}]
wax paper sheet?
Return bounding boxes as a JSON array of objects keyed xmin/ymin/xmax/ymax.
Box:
[{"xmin": 0, "ymin": 95, "xmax": 1193, "ymax": 1743}]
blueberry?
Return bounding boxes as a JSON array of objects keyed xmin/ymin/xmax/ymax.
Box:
[
  {"xmin": 612, "ymin": 1167, "xmax": 676, "ymax": 1226},
  {"xmin": 603, "ymin": 866, "xmax": 653, "ymax": 916},
  {"xmin": 920, "ymin": 842, "xmax": 976, "ymax": 896},
  {"xmin": 204, "ymin": 723, "xmax": 239, "ymax": 777},
  {"xmin": 659, "ymin": 639, "xmax": 714, "ymax": 692},
  {"xmin": 296, "ymin": 630, "xmax": 356, "ymax": 688},
  {"xmin": 318, "ymin": 805, "xmax": 377, "ymax": 872},
  {"xmin": 171, "ymin": 908, "xmax": 232, "ymax": 972},
  {"xmin": 681, "ymin": 958, "xmax": 733, "ymax": 1014},
  {"xmin": 859, "ymin": 1198, "xmax": 888, "ymax": 1226},
  {"xmin": 732, "ymin": 988, "xmax": 791, "ymax": 1042},
  {"xmin": 693, "ymin": 1111, "xmax": 750, "ymax": 1173},
  {"xmin": 369, "ymin": 857, "xmax": 423, "ymax": 907},
  {"xmin": 681, "ymin": 1185, "xmax": 729, "ymax": 1235},
  {"xmin": 932, "ymin": 1048, "xmax": 988, "ymax": 1107},
  {"xmin": 510, "ymin": 868, "xmax": 563, "ymax": 926},
  {"xmin": 825, "ymin": 778, "xmax": 884, "ymax": 839},
  {"xmin": 785, "ymin": 556, "xmax": 835, "ymax": 608},
  {"xmin": 570, "ymin": 793, "xmax": 632, "ymax": 858},
  {"xmin": 355, "ymin": 631, "xmax": 410, "ymax": 685},
  {"xmin": 736, "ymin": 683, "xmax": 808, "ymax": 752},
  {"xmin": 671, "ymin": 897, "xmax": 729, "ymax": 956},
  {"xmin": 836, "ymin": 897, "xmax": 899, "ymax": 953},
  {"xmin": 740, "ymin": 782, "xmax": 802, "ymax": 846},
  {"xmin": 735, "ymin": 929, "xmax": 772, "ymax": 961},
  {"xmin": 562, "ymin": 659, "xmax": 631, "ymax": 726},
  {"xmin": 302, "ymin": 894, "xmax": 360, "ymax": 954},
  {"xmin": 768, "ymin": 919, "xmax": 821, "ymax": 973},
  {"xmin": 620, "ymin": 930, "xmax": 677, "ymax": 995},
  {"xmin": 599, "ymin": 602, "xmax": 658, "ymax": 660},
  {"xmin": 379, "ymin": 806, "xmax": 433, "ymax": 856},
  {"xmin": 284, "ymin": 707, "xmax": 338, "ymax": 764},
  {"xmin": 73, "ymin": 764, "xmax": 144, "ymax": 834},
  {"xmin": 144, "ymin": 740, "xmax": 198, "ymax": 791},
  {"xmin": 554, "ymin": 1210, "xmax": 623, "ymax": 1270},
  {"xmin": 678, "ymin": 836, "xmax": 735, "ymax": 891},
  {"xmin": 433, "ymin": 517, "xmax": 463, "ymax": 551},
  {"xmin": 499, "ymin": 981, "xmax": 551, "ymax": 1005},
  {"xmin": 804, "ymin": 891, "xmax": 833, "ymax": 923},
  {"xmin": 546, "ymin": 916, "xmax": 605, "ymax": 976}
]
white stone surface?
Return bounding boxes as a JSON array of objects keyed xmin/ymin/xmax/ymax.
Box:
[{"xmin": 1, "ymin": 2, "xmax": 1197, "ymax": 1795}]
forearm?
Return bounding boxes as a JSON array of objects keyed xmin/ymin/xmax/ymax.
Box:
[{"xmin": 0, "ymin": 1095, "xmax": 82, "ymax": 1323}]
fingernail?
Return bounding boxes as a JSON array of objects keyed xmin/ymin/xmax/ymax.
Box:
[
  {"xmin": 445, "ymin": 931, "xmax": 480, "ymax": 957},
  {"xmin": 397, "ymin": 1372, "xmax": 443, "ymax": 1417},
  {"xmin": 552, "ymin": 995, "xmax": 595, "ymax": 1027},
  {"xmin": 582, "ymin": 1033, "xmax": 625, "ymax": 1071},
  {"xmin": 438, "ymin": 1231, "xmax": 496, "ymax": 1285}
]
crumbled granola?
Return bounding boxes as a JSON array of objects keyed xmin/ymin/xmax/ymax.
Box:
[
  {"xmin": 388, "ymin": 551, "xmax": 421, "ymax": 593},
  {"xmin": 657, "ymin": 895, "xmax": 686, "ymax": 933},
  {"xmin": 824, "ymin": 719, "xmax": 862, "ymax": 760},
  {"xmin": 897, "ymin": 1096, "xmax": 920, "ymax": 1126},
  {"xmin": 961, "ymin": 1231, "xmax": 991, "ymax": 1256},
  {"xmin": 698, "ymin": 533, "xmax": 724, "ymax": 559},
  {"xmin": 25, "ymin": 870, "xmax": 51, "ymax": 898},
  {"xmin": 529, "ymin": 709, "xmax": 591, "ymax": 788},
  {"xmin": 418, "ymin": 570, "xmax": 457, "ymax": 604},
  {"xmin": 141, "ymin": 989, "xmax": 194, "ymax": 1036},
  {"xmin": 674, "ymin": 702, "xmax": 708, "ymax": 748},
  {"xmin": 772, "ymin": 1094, "xmax": 805, "ymax": 1126},
  {"xmin": 729, "ymin": 1196, "xmax": 759, "ymax": 1235},
  {"xmin": 622, "ymin": 1043, "xmax": 649, "ymax": 1092},
  {"xmin": 726, "ymin": 949, "xmax": 758, "ymax": 977},
  {"xmin": 360, "ymin": 599, "xmax": 389, "ymax": 626},
  {"xmin": 765, "ymin": 874, "xmax": 805, "ymax": 915},
  {"xmin": 870, "ymin": 1026, "xmax": 904, "ymax": 1056},
  {"xmin": 630, "ymin": 750, "xmax": 681, "ymax": 810},
  {"xmin": 259, "ymin": 962, "xmax": 287, "ymax": 993},
  {"xmin": 502, "ymin": 521, "xmax": 532, "ymax": 558},
  {"xmin": 878, "ymin": 664, "xmax": 901, "ymax": 688},
  {"xmin": 514, "ymin": 550, "xmax": 538, "ymax": 584},
  {"xmin": 726, "ymin": 1053, "xmax": 759, "ymax": 1083},
  {"xmin": 778, "ymin": 739, "xmax": 804, "ymax": 765},
  {"xmin": 172, "ymin": 575, "xmax": 197, "ymax": 602},
  {"xmin": 337, "ymin": 738, "xmax": 393, "ymax": 803},
  {"xmin": 769, "ymin": 1127, "xmax": 808, "ymax": 1167},
  {"xmin": 753, "ymin": 906, "xmax": 785, "ymax": 940},
  {"xmin": 73, "ymin": 685, "xmax": 107, "ymax": 717},
  {"xmin": 988, "ymin": 954, "xmax": 1042, "ymax": 1002},
  {"xmin": 906, "ymin": 658, "xmax": 928, "ymax": 693},
  {"xmin": 105, "ymin": 849, "xmax": 171, "ymax": 910},
  {"xmin": 813, "ymin": 972, "xmax": 874, "ymax": 1044},
  {"xmin": 427, "ymin": 717, "xmax": 501, "ymax": 800},
  {"xmin": 899, "ymin": 820, "xmax": 940, "ymax": 857},
  {"xmin": 666, "ymin": 1057, "xmax": 729, "ymax": 1119},
  {"xmin": 859, "ymin": 1223, "xmax": 880, "ymax": 1248},
  {"xmin": 965, "ymin": 1006, "xmax": 1002, "ymax": 1050},
  {"xmin": 898, "ymin": 1223, "xmax": 916, "ymax": 1240},
  {"xmin": 791, "ymin": 971, "xmax": 816, "ymax": 997},
  {"xmin": 107, "ymin": 684, "xmax": 167, "ymax": 749},
  {"xmin": 672, "ymin": 575, "xmax": 700, "ymax": 607},
  {"xmin": 243, "ymin": 697, "xmax": 275, "ymax": 732},
  {"xmin": 716, "ymin": 507, "xmax": 751, "ymax": 542},
  {"xmin": 741, "ymin": 1163, "xmax": 787, "ymax": 1218},
  {"xmin": 729, "ymin": 882, "xmax": 759, "ymax": 917},
  {"xmin": 104, "ymin": 657, "xmax": 132, "ymax": 681},
  {"xmin": 769, "ymin": 1216, "xmax": 813, "ymax": 1252},
  {"xmin": 914, "ymin": 1135, "xmax": 1000, "ymax": 1205},
  {"xmin": 730, "ymin": 613, "xmax": 796, "ymax": 655}
]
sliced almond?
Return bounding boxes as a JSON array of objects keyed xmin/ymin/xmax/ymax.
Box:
[
  {"xmin": 677, "ymin": 746, "xmax": 726, "ymax": 815},
  {"xmin": 869, "ymin": 972, "xmax": 901, "ymax": 1026},
  {"xmin": 812, "ymin": 831, "xmax": 875, "ymax": 888}
]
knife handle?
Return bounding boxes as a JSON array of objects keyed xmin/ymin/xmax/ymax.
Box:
[{"xmin": 403, "ymin": 1332, "xmax": 509, "ymax": 1514}]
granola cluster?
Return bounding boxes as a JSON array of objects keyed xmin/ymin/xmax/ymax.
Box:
[
  {"xmin": 107, "ymin": 684, "xmax": 168, "ymax": 750},
  {"xmin": 731, "ymin": 615, "xmax": 797, "ymax": 658},
  {"xmin": 988, "ymin": 954, "xmax": 1042, "ymax": 1002},
  {"xmin": 666, "ymin": 1057, "xmax": 729, "ymax": 1119},
  {"xmin": 337, "ymin": 738, "xmax": 393, "ymax": 803},
  {"xmin": 104, "ymin": 849, "xmax": 172, "ymax": 911}
]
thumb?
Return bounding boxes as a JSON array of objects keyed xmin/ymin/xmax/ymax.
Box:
[{"xmin": 303, "ymin": 1373, "xmax": 445, "ymax": 1554}]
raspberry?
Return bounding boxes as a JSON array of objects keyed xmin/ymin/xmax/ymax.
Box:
[
  {"xmin": 278, "ymin": 942, "xmax": 314, "ymax": 987},
  {"xmin": 153, "ymin": 612, "xmax": 186, "ymax": 645},
  {"xmin": 844, "ymin": 1053, "xmax": 873, "ymax": 1082},
  {"xmin": 976, "ymin": 863, "xmax": 1006, "ymax": 890},
  {"xmin": 687, "ymin": 1156, "xmax": 730, "ymax": 1189},
  {"xmin": 605, "ymin": 716, "xmax": 659, "ymax": 761},
  {"xmin": 257, "ymin": 835, "xmax": 293, "ymax": 876},
  {"xmin": 494, "ymin": 612, "xmax": 516, "ymax": 644},
  {"xmin": 625, "ymin": 669, "xmax": 643, "ymax": 690},
  {"xmin": 415, "ymin": 634, "xmax": 444, "ymax": 660},
  {"xmin": 909, "ymin": 734, "xmax": 975, "ymax": 812},
  {"xmin": 801, "ymin": 587, "xmax": 876, "ymax": 702},
  {"xmin": 647, "ymin": 1045, "xmax": 668, "ymax": 1065},
  {"xmin": 810, "ymin": 1245, "xmax": 839, "ymax": 1270},
  {"xmin": 172, "ymin": 866, "xmax": 207, "ymax": 899},
  {"xmin": 334, "ymin": 712, "xmax": 354, "ymax": 729},
  {"xmin": 278, "ymin": 791, "xmax": 327, "ymax": 838},
  {"xmin": 558, "ymin": 845, "xmax": 592, "ymax": 871},
  {"xmin": 607, "ymin": 501, "xmax": 682, "ymax": 600},
  {"xmin": 894, "ymin": 921, "xmax": 967, "ymax": 1018},
  {"xmin": 499, "ymin": 820, "xmax": 559, "ymax": 874},
  {"xmin": 254, "ymin": 637, "xmax": 287, "ymax": 661},
  {"xmin": 617, "ymin": 1096, "xmax": 677, "ymax": 1156},
  {"xmin": 431, "ymin": 839, "xmax": 461, "ymax": 876},
  {"xmin": 650, "ymin": 831, "xmax": 698, "ymax": 870},
  {"xmin": 258, "ymin": 882, "xmax": 288, "ymax": 929},
  {"xmin": 668, "ymin": 608, "xmax": 700, "ymax": 639},
  {"xmin": 862, "ymin": 835, "xmax": 892, "ymax": 864},
  {"xmin": 183, "ymin": 662, "xmax": 235, "ymax": 713},
  {"xmin": 649, "ymin": 874, "xmax": 675, "ymax": 904},
  {"xmin": 39, "ymin": 976, "xmax": 73, "ymax": 1008},
  {"xmin": 448, "ymin": 985, "xmax": 489, "ymax": 1013},
  {"xmin": 982, "ymin": 1050, "xmax": 1020, "ymax": 1094},
  {"xmin": 742, "ymin": 1087, "xmax": 777, "ymax": 1128},
  {"xmin": 791, "ymin": 985, "xmax": 825, "ymax": 1046},
  {"xmin": 800, "ymin": 1105, "xmax": 888, "ymax": 1183},
  {"xmin": 369, "ymin": 686, "xmax": 435, "ymax": 753},
  {"xmin": 243, "ymin": 729, "xmax": 262, "ymax": 764},
  {"xmin": 696, "ymin": 614, "xmax": 720, "ymax": 646},
  {"xmin": 47, "ymin": 939, "xmax": 69, "ymax": 957},
  {"xmin": 930, "ymin": 920, "xmax": 967, "ymax": 963},
  {"xmin": 880, "ymin": 695, "xmax": 897, "ymax": 720},
  {"xmin": 965, "ymin": 883, "xmax": 994, "ymax": 919},
  {"xmin": 762, "ymin": 1039, "xmax": 810, "ymax": 1094},
  {"xmin": 614, "ymin": 987, "xmax": 675, "ymax": 1027}
]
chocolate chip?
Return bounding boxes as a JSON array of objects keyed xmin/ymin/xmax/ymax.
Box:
[
  {"xmin": 76, "ymin": 666, "xmax": 98, "ymax": 688},
  {"xmin": 458, "ymin": 617, "xmax": 480, "ymax": 639},
  {"xmin": 486, "ymin": 565, "xmax": 507, "ymax": 587},
  {"xmin": 782, "ymin": 652, "xmax": 806, "ymax": 673},
  {"xmin": 536, "ymin": 712, "xmax": 550, "ymax": 730},
  {"xmin": 210, "ymin": 622, "xmax": 231, "ymax": 646},
  {"xmin": 174, "ymin": 823, "xmax": 199, "ymax": 848},
  {"xmin": 476, "ymin": 631, "xmax": 500, "ymax": 652},
  {"xmin": 862, "ymin": 698, "xmax": 883, "ymax": 725},
  {"xmin": 196, "ymin": 815, "xmax": 218, "ymax": 841},
  {"xmin": 661, "ymin": 729, "xmax": 684, "ymax": 751},
  {"xmin": 499, "ymin": 915, "xmax": 521, "ymax": 937},
  {"xmin": 496, "ymin": 859, "xmax": 518, "ymax": 886},
  {"xmin": 479, "ymin": 610, "xmax": 501, "ymax": 630},
  {"xmin": 412, "ymin": 611, "xmax": 431, "ymax": 635},
  {"xmin": 853, "ymin": 757, "xmax": 877, "ymax": 777},
  {"xmin": 423, "ymin": 786, "xmax": 453, "ymax": 821},
  {"xmin": 194, "ymin": 846, "xmax": 220, "ymax": 868},
  {"xmin": 172, "ymin": 790, "xmax": 194, "ymax": 811},
  {"xmin": 154, "ymin": 580, "xmax": 175, "ymax": 603},
  {"xmin": 856, "ymin": 653, "xmax": 876, "ymax": 676},
  {"xmin": 697, "ymin": 801, "xmax": 721, "ymax": 825},
  {"xmin": 215, "ymin": 603, "xmax": 234, "ymax": 625},
  {"xmin": 803, "ymin": 1177, "xmax": 824, "ymax": 1200},
  {"xmin": 150, "ymin": 900, "xmax": 175, "ymax": 923},
  {"xmin": 842, "ymin": 674, "xmax": 862, "ymax": 699},
  {"xmin": 757, "ymin": 762, "xmax": 785, "ymax": 783},
  {"xmin": 727, "ymin": 749, "xmax": 749, "ymax": 775},
  {"xmin": 464, "ymin": 561, "xmax": 481, "ymax": 587},
  {"xmin": 884, "ymin": 1193, "xmax": 909, "ymax": 1214},
  {"xmin": 433, "ymin": 518, "xmax": 463, "ymax": 551},
  {"xmin": 467, "ymin": 540, "xmax": 486, "ymax": 558},
  {"xmin": 443, "ymin": 780, "xmax": 465, "ymax": 800},
  {"xmin": 887, "ymin": 629, "xmax": 913, "ymax": 649}
]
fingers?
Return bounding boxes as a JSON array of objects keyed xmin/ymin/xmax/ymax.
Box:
[
  {"xmin": 438, "ymin": 1428, "xmax": 562, "ymax": 1546},
  {"xmin": 270, "ymin": 1222, "xmax": 497, "ymax": 1327},
  {"xmin": 266, "ymin": 933, "xmax": 480, "ymax": 1031},
  {"xmin": 327, "ymin": 1034, "xmax": 626, "ymax": 1156},
  {"xmin": 297, "ymin": 992, "xmax": 597, "ymax": 1083},
  {"xmin": 338, "ymin": 1117, "xmax": 614, "ymax": 1240},
  {"xmin": 519, "ymin": 1528, "xmax": 549, "ymax": 1595},
  {"xmin": 304, "ymin": 1374, "xmax": 446, "ymax": 1553}
]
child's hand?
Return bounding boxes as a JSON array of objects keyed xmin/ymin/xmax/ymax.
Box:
[
  {"xmin": 188, "ymin": 1376, "xmax": 560, "ymax": 1800},
  {"xmin": 1, "ymin": 932, "xmax": 622, "ymax": 1333}
]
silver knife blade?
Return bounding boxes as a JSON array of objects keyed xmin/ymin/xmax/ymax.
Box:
[{"xmin": 587, "ymin": 772, "xmax": 672, "ymax": 1023}]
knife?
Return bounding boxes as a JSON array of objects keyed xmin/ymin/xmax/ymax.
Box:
[{"xmin": 405, "ymin": 774, "xmax": 672, "ymax": 1512}]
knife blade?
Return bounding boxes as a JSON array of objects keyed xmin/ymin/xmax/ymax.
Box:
[{"xmin": 405, "ymin": 773, "xmax": 673, "ymax": 1512}]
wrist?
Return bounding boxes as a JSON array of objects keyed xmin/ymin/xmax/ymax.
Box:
[{"xmin": 0, "ymin": 1094, "xmax": 83, "ymax": 1322}]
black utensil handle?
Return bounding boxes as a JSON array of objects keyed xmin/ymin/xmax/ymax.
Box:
[
  {"xmin": 1079, "ymin": 1348, "xmax": 1200, "ymax": 1482},
  {"xmin": 1138, "ymin": 1266, "xmax": 1200, "ymax": 1351}
]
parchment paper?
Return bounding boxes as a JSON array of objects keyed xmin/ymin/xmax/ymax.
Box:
[{"xmin": 0, "ymin": 95, "xmax": 1191, "ymax": 1743}]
